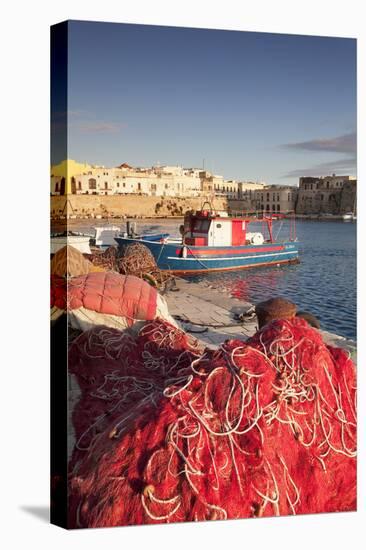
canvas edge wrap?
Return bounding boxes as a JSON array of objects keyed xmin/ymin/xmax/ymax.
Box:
[{"xmin": 50, "ymin": 20, "xmax": 69, "ymax": 529}]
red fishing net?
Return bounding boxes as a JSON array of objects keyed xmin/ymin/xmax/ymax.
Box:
[
  {"xmin": 51, "ymin": 272, "xmax": 159, "ymax": 324},
  {"xmin": 68, "ymin": 317, "xmax": 356, "ymax": 528}
]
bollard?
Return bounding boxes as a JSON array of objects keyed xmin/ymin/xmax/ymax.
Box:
[{"xmin": 255, "ymin": 297, "xmax": 297, "ymax": 329}]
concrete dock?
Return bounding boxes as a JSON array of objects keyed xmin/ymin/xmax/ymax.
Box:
[
  {"xmin": 163, "ymin": 277, "xmax": 257, "ymax": 348},
  {"xmin": 164, "ymin": 277, "xmax": 357, "ymax": 359}
]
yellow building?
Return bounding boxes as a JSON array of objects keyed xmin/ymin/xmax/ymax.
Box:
[{"xmin": 50, "ymin": 159, "xmax": 93, "ymax": 194}]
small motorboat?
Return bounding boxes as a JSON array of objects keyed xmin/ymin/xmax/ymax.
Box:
[
  {"xmin": 342, "ymin": 212, "xmax": 356, "ymax": 222},
  {"xmin": 94, "ymin": 221, "xmax": 171, "ymax": 248},
  {"xmin": 140, "ymin": 233, "xmax": 170, "ymax": 242},
  {"xmin": 115, "ymin": 206, "xmax": 299, "ymax": 274}
]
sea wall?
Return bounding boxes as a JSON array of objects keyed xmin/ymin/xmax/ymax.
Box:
[{"xmin": 50, "ymin": 194, "xmax": 228, "ymax": 219}]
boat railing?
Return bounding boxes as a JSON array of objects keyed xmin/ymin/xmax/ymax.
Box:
[{"xmin": 229, "ymin": 210, "xmax": 296, "ymax": 220}]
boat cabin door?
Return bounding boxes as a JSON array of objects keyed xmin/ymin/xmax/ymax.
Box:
[{"xmin": 210, "ymin": 219, "xmax": 232, "ymax": 246}]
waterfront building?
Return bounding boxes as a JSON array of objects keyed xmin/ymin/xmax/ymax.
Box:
[
  {"xmin": 51, "ymin": 161, "xmax": 354, "ymax": 216},
  {"xmin": 51, "ymin": 161, "xmax": 204, "ymax": 198},
  {"xmin": 214, "ymin": 180, "xmax": 266, "ymax": 204},
  {"xmin": 296, "ymin": 175, "xmax": 357, "ymax": 215},
  {"xmin": 230, "ymin": 185, "xmax": 297, "ymax": 214},
  {"xmin": 238, "ymin": 181, "xmax": 266, "ymax": 198},
  {"xmin": 50, "ymin": 159, "xmax": 94, "ymax": 195}
]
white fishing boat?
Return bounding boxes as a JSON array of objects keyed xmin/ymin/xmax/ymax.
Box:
[
  {"xmin": 94, "ymin": 226, "xmax": 121, "ymax": 248},
  {"xmin": 51, "ymin": 232, "xmax": 93, "ymax": 254}
]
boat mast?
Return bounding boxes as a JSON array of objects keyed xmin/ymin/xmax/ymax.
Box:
[{"xmin": 266, "ymin": 217, "xmax": 274, "ymax": 243}]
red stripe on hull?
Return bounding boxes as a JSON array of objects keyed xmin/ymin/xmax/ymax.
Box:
[
  {"xmin": 166, "ymin": 257, "xmax": 300, "ymax": 275},
  {"xmin": 175, "ymin": 245, "xmax": 285, "ymax": 256}
]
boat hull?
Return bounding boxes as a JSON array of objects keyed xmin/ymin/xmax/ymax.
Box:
[{"xmin": 115, "ymin": 237, "xmax": 300, "ymax": 274}]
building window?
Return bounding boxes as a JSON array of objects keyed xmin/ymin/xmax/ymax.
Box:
[
  {"xmin": 123, "ymin": 182, "xmax": 126, "ymax": 188},
  {"xmin": 55, "ymin": 182, "xmax": 59, "ymax": 192},
  {"xmin": 59, "ymin": 177, "xmax": 65, "ymax": 195},
  {"xmin": 88, "ymin": 178, "xmax": 97, "ymax": 190},
  {"xmin": 138, "ymin": 182, "xmax": 141, "ymax": 191},
  {"xmin": 267, "ymin": 193, "xmax": 270, "ymax": 201},
  {"xmin": 288, "ymin": 193, "xmax": 291, "ymax": 201},
  {"xmin": 320, "ymin": 194, "xmax": 324, "ymax": 201},
  {"xmin": 117, "ymin": 182, "xmax": 120, "ymax": 187},
  {"xmin": 277, "ymin": 204, "xmax": 280, "ymax": 212},
  {"xmin": 266, "ymin": 204, "xmax": 270, "ymax": 211},
  {"xmin": 78, "ymin": 182, "xmax": 82, "ymax": 190}
]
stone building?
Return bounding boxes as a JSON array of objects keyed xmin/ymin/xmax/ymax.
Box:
[
  {"xmin": 296, "ymin": 175, "xmax": 357, "ymax": 215},
  {"xmin": 50, "ymin": 159, "xmax": 94, "ymax": 195},
  {"xmin": 237, "ymin": 181, "xmax": 266, "ymax": 199},
  {"xmin": 244, "ymin": 186, "xmax": 298, "ymax": 213},
  {"xmin": 198, "ymin": 171, "xmax": 226, "ymax": 198},
  {"xmin": 212, "ymin": 178, "xmax": 240, "ymax": 199},
  {"xmin": 50, "ymin": 161, "xmax": 203, "ymax": 198}
]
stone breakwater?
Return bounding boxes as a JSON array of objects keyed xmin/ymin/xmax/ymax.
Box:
[{"xmin": 51, "ymin": 194, "xmax": 228, "ymax": 220}]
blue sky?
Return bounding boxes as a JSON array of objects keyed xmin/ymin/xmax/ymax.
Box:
[{"xmin": 54, "ymin": 21, "xmax": 356, "ymax": 185}]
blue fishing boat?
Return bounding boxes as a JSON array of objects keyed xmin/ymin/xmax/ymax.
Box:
[{"xmin": 115, "ymin": 208, "xmax": 299, "ymax": 274}]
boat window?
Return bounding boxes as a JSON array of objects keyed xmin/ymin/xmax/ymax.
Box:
[
  {"xmin": 216, "ymin": 223, "xmax": 222, "ymax": 228},
  {"xmin": 193, "ymin": 219, "xmax": 210, "ymax": 232}
]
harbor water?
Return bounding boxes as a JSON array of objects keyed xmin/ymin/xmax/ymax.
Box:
[
  {"xmin": 139, "ymin": 219, "xmax": 357, "ymax": 340},
  {"xmin": 67, "ymin": 218, "xmax": 357, "ymax": 340},
  {"xmin": 198, "ymin": 221, "xmax": 356, "ymax": 340}
]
